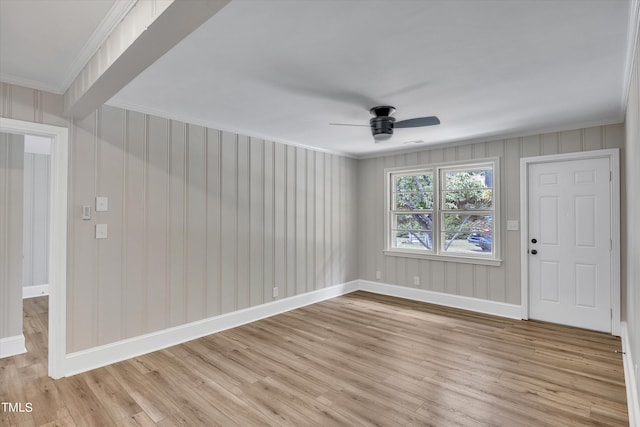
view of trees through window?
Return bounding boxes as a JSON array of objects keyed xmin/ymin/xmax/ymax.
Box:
[
  {"xmin": 391, "ymin": 164, "xmax": 494, "ymax": 257},
  {"xmin": 393, "ymin": 172, "xmax": 434, "ymax": 250}
]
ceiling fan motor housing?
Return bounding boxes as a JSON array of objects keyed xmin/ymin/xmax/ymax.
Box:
[
  {"xmin": 370, "ymin": 116, "xmax": 395, "ymax": 141},
  {"xmin": 370, "ymin": 105, "xmax": 396, "ymax": 141}
]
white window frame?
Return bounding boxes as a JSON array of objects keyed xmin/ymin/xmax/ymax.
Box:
[{"xmin": 384, "ymin": 158, "xmax": 501, "ymax": 266}]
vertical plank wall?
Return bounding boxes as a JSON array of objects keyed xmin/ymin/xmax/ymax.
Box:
[
  {"xmin": 66, "ymin": 105, "xmax": 358, "ymax": 352},
  {"xmin": 624, "ymin": 34, "xmax": 640, "ymax": 401},
  {"xmin": 357, "ymin": 125, "xmax": 624, "ymax": 305},
  {"xmin": 0, "ymin": 82, "xmax": 631, "ymax": 360},
  {"xmin": 1, "ymin": 84, "xmax": 358, "ymax": 353},
  {"xmin": 22, "ymin": 153, "xmax": 50, "ymax": 288},
  {"xmin": 0, "ymin": 133, "xmax": 24, "ymax": 342}
]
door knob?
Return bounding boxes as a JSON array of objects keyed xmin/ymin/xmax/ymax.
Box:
[
  {"xmin": 531, "ymin": 238, "xmax": 537, "ymax": 244},
  {"xmin": 531, "ymin": 249, "xmax": 538, "ymax": 255}
]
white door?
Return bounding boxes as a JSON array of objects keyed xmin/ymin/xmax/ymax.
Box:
[{"xmin": 528, "ymin": 157, "xmax": 611, "ymax": 332}]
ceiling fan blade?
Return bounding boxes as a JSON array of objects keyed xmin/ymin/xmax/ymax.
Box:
[
  {"xmin": 394, "ymin": 116, "xmax": 440, "ymax": 128},
  {"xmin": 329, "ymin": 123, "xmax": 369, "ymax": 127}
]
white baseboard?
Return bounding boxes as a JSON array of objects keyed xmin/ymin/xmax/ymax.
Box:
[
  {"xmin": 63, "ymin": 281, "xmax": 360, "ymax": 377},
  {"xmin": 62, "ymin": 280, "xmax": 525, "ymax": 377},
  {"xmin": 23, "ymin": 284, "xmax": 49, "ymax": 299},
  {"xmin": 357, "ymin": 280, "xmax": 522, "ymax": 319},
  {"xmin": 621, "ymin": 322, "xmax": 640, "ymax": 427},
  {"xmin": 0, "ymin": 334, "xmax": 26, "ymax": 358}
]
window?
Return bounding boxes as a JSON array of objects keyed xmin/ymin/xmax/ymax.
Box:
[{"xmin": 385, "ymin": 159, "xmax": 500, "ymax": 265}]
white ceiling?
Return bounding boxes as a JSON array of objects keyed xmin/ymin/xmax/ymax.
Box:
[
  {"xmin": 1, "ymin": 0, "xmax": 637, "ymax": 157},
  {"xmin": 0, "ymin": 0, "xmax": 133, "ymax": 94}
]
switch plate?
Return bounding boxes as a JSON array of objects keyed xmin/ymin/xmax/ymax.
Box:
[
  {"xmin": 96, "ymin": 224, "xmax": 108, "ymax": 239},
  {"xmin": 507, "ymin": 220, "xmax": 519, "ymax": 231},
  {"xmin": 413, "ymin": 276, "xmax": 420, "ymax": 286},
  {"xmin": 272, "ymin": 287, "xmax": 278, "ymax": 298},
  {"xmin": 375, "ymin": 270, "xmax": 381, "ymax": 280},
  {"xmin": 96, "ymin": 196, "xmax": 108, "ymax": 212},
  {"xmin": 82, "ymin": 205, "xmax": 91, "ymax": 220}
]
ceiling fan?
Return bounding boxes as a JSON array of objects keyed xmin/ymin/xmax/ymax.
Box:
[{"xmin": 330, "ymin": 106, "xmax": 440, "ymax": 142}]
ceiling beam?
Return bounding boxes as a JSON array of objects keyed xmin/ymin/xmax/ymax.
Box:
[{"xmin": 63, "ymin": 0, "xmax": 230, "ymax": 119}]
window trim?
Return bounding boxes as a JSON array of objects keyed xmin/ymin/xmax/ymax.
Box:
[{"xmin": 384, "ymin": 158, "xmax": 501, "ymax": 266}]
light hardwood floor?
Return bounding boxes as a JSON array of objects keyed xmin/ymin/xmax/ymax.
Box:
[{"xmin": 1, "ymin": 292, "xmax": 629, "ymax": 426}]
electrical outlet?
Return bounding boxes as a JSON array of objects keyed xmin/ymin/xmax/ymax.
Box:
[
  {"xmin": 375, "ymin": 270, "xmax": 381, "ymax": 280},
  {"xmin": 273, "ymin": 287, "xmax": 278, "ymax": 298},
  {"xmin": 413, "ymin": 276, "xmax": 420, "ymax": 286}
]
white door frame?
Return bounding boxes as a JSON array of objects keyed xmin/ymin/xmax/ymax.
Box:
[
  {"xmin": 520, "ymin": 149, "xmax": 621, "ymax": 336},
  {"xmin": 0, "ymin": 117, "xmax": 68, "ymax": 378}
]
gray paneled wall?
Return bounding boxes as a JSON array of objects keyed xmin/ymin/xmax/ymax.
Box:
[
  {"xmin": 357, "ymin": 125, "xmax": 624, "ymax": 305},
  {"xmin": 0, "ymin": 82, "xmax": 630, "ymax": 362},
  {"xmin": 624, "ymin": 34, "xmax": 640, "ymax": 402},
  {"xmin": 0, "ymin": 133, "xmax": 24, "ymax": 341},
  {"xmin": 22, "ymin": 153, "xmax": 50, "ymax": 288},
  {"xmin": 66, "ymin": 105, "xmax": 358, "ymax": 352},
  {"xmin": 0, "ymin": 83, "xmax": 67, "ymax": 128}
]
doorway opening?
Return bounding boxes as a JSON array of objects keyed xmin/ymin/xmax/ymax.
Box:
[
  {"xmin": 0, "ymin": 118, "xmax": 68, "ymax": 378},
  {"xmin": 21, "ymin": 134, "xmax": 52, "ymax": 375},
  {"xmin": 23, "ymin": 134, "xmax": 52, "ymax": 299}
]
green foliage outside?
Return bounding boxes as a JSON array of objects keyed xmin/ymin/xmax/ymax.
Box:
[
  {"xmin": 393, "ymin": 168, "xmax": 493, "ymax": 251},
  {"xmin": 394, "ymin": 173, "xmax": 434, "ymax": 249}
]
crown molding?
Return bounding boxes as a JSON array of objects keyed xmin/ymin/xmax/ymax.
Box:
[
  {"xmin": 106, "ymin": 99, "xmax": 358, "ymax": 159},
  {"xmin": 59, "ymin": 0, "xmax": 138, "ymax": 93},
  {"xmin": 356, "ymin": 117, "xmax": 623, "ymax": 160},
  {"xmin": 0, "ymin": 74, "xmax": 64, "ymax": 95}
]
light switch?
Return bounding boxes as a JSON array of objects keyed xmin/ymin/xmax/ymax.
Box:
[
  {"xmin": 96, "ymin": 196, "xmax": 108, "ymax": 212},
  {"xmin": 82, "ymin": 205, "xmax": 91, "ymax": 220},
  {"xmin": 96, "ymin": 224, "xmax": 108, "ymax": 239},
  {"xmin": 507, "ymin": 220, "xmax": 519, "ymax": 231}
]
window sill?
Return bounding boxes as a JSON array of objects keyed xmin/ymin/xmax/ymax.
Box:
[{"xmin": 383, "ymin": 249, "xmax": 502, "ymax": 266}]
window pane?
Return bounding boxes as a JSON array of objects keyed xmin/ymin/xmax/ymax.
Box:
[
  {"xmin": 441, "ymin": 214, "xmax": 492, "ymax": 254},
  {"xmin": 395, "ymin": 174, "xmax": 433, "ymax": 192},
  {"xmin": 394, "ymin": 230, "xmax": 433, "ymax": 251},
  {"xmin": 395, "ymin": 213, "xmax": 433, "ymax": 231},
  {"xmin": 394, "ymin": 192, "xmax": 434, "ymax": 210},
  {"xmin": 443, "ymin": 189, "xmax": 492, "ymax": 210},
  {"xmin": 393, "ymin": 173, "xmax": 434, "ymax": 210},
  {"xmin": 388, "ymin": 161, "xmax": 497, "ymax": 261},
  {"xmin": 442, "ymin": 168, "xmax": 493, "ymax": 210},
  {"xmin": 443, "ymin": 168, "xmax": 492, "ymax": 190}
]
